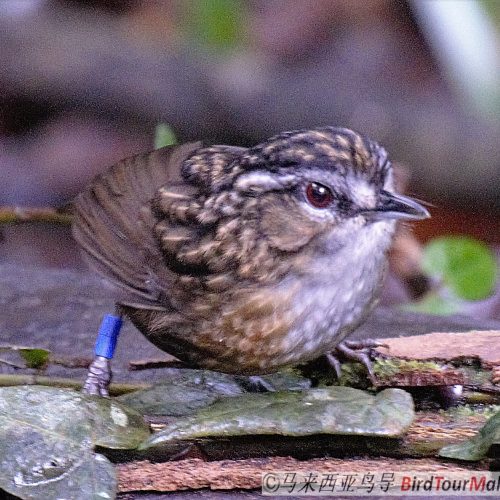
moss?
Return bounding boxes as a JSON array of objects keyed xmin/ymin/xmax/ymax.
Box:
[
  {"xmin": 373, "ymin": 359, "xmax": 442, "ymax": 379},
  {"xmin": 441, "ymin": 404, "xmax": 500, "ymax": 420}
]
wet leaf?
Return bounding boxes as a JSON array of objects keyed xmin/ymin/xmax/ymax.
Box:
[
  {"xmin": 245, "ymin": 371, "xmax": 312, "ymax": 392},
  {"xmin": 439, "ymin": 410, "xmax": 500, "ymax": 461},
  {"xmin": 117, "ymin": 369, "xmax": 311, "ymax": 417},
  {"xmin": 117, "ymin": 369, "xmax": 244, "ymax": 417},
  {"xmin": 82, "ymin": 397, "xmax": 151, "ymax": 450},
  {"xmin": 141, "ymin": 387, "xmax": 414, "ymax": 451},
  {"xmin": 422, "ymin": 236, "xmax": 497, "ymax": 300},
  {"xmin": 1, "ymin": 448, "xmax": 115, "ymax": 500},
  {"xmin": 0, "ymin": 386, "xmax": 150, "ymax": 499}
]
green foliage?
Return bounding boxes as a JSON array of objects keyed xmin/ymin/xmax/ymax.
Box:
[
  {"xmin": 185, "ymin": 0, "xmax": 246, "ymax": 51},
  {"xmin": 154, "ymin": 123, "xmax": 177, "ymax": 149},
  {"xmin": 422, "ymin": 236, "xmax": 497, "ymax": 301},
  {"xmin": 406, "ymin": 235, "xmax": 497, "ymax": 316}
]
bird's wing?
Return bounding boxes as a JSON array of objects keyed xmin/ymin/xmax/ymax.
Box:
[{"xmin": 72, "ymin": 142, "xmax": 202, "ymax": 304}]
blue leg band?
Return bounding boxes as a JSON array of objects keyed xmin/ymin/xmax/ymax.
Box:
[{"xmin": 94, "ymin": 314, "xmax": 123, "ymax": 359}]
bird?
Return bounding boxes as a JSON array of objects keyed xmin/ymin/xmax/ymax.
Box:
[{"xmin": 72, "ymin": 126, "xmax": 429, "ymax": 396}]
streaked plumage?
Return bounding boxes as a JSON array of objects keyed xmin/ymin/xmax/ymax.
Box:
[{"xmin": 73, "ymin": 126, "xmax": 428, "ymax": 376}]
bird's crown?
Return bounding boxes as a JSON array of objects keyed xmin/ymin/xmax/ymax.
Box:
[{"xmin": 182, "ymin": 126, "xmax": 390, "ymax": 195}]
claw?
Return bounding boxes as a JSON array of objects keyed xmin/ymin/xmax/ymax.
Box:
[
  {"xmin": 336, "ymin": 342, "xmax": 376, "ymax": 384},
  {"xmin": 325, "ymin": 352, "xmax": 342, "ymax": 379},
  {"xmin": 327, "ymin": 339, "xmax": 386, "ymax": 384}
]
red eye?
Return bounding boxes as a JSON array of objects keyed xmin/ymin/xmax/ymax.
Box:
[{"xmin": 305, "ymin": 182, "xmax": 334, "ymax": 208}]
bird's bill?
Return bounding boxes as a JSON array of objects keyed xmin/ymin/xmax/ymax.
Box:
[{"xmin": 363, "ymin": 191, "xmax": 430, "ymax": 221}]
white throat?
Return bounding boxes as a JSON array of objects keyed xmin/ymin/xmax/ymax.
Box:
[{"xmin": 276, "ymin": 219, "xmax": 396, "ymax": 365}]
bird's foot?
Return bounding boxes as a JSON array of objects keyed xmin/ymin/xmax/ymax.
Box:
[
  {"xmin": 82, "ymin": 356, "xmax": 112, "ymax": 397},
  {"xmin": 326, "ymin": 339, "xmax": 388, "ymax": 384}
]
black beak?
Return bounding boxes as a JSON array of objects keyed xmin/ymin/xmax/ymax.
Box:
[{"xmin": 362, "ymin": 191, "xmax": 430, "ymax": 221}]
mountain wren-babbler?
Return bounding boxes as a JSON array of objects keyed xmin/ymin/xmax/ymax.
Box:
[{"xmin": 73, "ymin": 126, "xmax": 429, "ymax": 395}]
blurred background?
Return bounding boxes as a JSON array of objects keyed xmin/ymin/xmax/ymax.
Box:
[{"xmin": 0, "ymin": 0, "xmax": 498, "ymax": 314}]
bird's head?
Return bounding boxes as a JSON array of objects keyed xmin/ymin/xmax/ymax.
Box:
[
  {"xmin": 194, "ymin": 127, "xmax": 428, "ymax": 252},
  {"xmin": 174, "ymin": 127, "xmax": 430, "ymax": 281}
]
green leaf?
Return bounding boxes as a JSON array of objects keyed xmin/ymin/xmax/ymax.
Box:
[
  {"xmin": 118, "ymin": 369, "xmax": 244, "ymax": 417},
  {"xmin": 154, "ymin": 123, "xmax": 177, "ymax": 149},
  {"xmin": 439, "ymin": 410, "xmax": 500, "ymax": 461},
  {"xmin": 82, "ymin": 396, "xmax": 152, "ymax": 450},
  {"xmin": 141, "ymin": 387, "xmax": 414, "ymax": 451},
  {"xmin": 422, "ymin": 236, "xmax": 497, "ymax": 300},
  {"xmin": 0, "ymin": 386, "xmax": 150, "ymax": 499},
  {"xmin": 118, "ymin": 369, "xmax": 311, "ymax": 417}
]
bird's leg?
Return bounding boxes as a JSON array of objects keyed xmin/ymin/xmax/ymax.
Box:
[
  {"xmin": 83, "ymin": 356, "xmax": 112, "ymax": 397},
  {"xmin": 326, "ymin": 339, "xmax": 388, "ymax": 384},
  {"xmin": 82, "ymin": 312, "xmax": 123, "ymax": 397}
]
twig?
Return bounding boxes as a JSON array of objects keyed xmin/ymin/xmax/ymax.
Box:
[
  {"xmin": 51, "ymin": 356, "xmax": 93, "ymax": 369},
  {"xmin": 0, "ymin": 358, "xmax": 25, "ymax": 369},
  {"xmin": 0, "ymin": 374, "xmax": 149, "ymax": 395},
  {"xmin": 129, "ymin": 358, "xmax": 188, "ymax": 371},
  {"xmin": 0, "ymin": 206, "xmax": 73, "ymax": 225}
]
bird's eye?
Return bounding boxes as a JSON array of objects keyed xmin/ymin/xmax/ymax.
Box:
[{"xmin": 305, "ymin": 182, "xmax": 334, "ymax": 209}]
